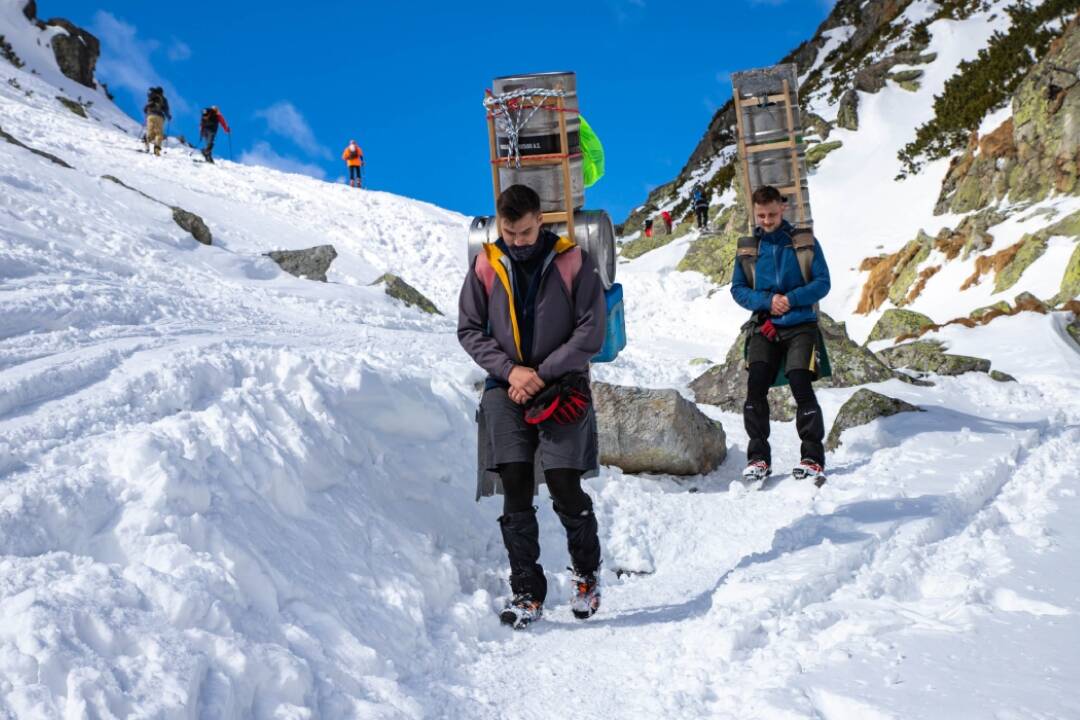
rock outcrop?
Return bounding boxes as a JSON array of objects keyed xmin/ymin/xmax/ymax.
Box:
[
  {"xmin": 594, "ymin": 383, "xmax": 727, "ymax": 476},
  {"xmin": 936, "ymin": 15, "xmax": 1080, "ymax": 214},
  {"xmin": 266, "ymin": 246, "xmax": 337, "ymax": 282},
  {"xmin": 866, "ymin": 308, "xmax": 934, "ymax": 343},
  {"xmin": 825, "ymin": 389, "xmax": 922, "ymax": 451},
  {"xmin": 878, "ymin": 340, "xmax": 991, "ymax": 376},
  {"xmin": 370, "ymin": 273, "xmax": 441, "ymax": 314},
  {"xmin": 172, "ymin": 209, "xmax": 212, "ymax": 246},
  {"xmin": 45, "ymin": 18, "xmax": 99, "ymax": 89},
  {"xmin": 101, "ymin": 175, "xmax": 213, "ymax": 246},
  {"xmin": 20, "ymin": 2, "xmax": 100, "ymax": 89},
  {"xmin": 837, "ymin": 89, "xmax": 860, "ymax": 131}
]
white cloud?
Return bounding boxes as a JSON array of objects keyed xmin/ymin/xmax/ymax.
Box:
[
  {"xmin": 254, "ymin": 101, "xmax": 330, "ymax": 159},
  {"xmin": 91, "ymin": 11, "xmax": 189, "ymax": 114},
  {"xmin": 167, "ymin": 40, "xmax": 191, "ymax": 62},
  {"xmin": 239, "ymin": 141, "xmax": 327, "ymax": 180}
]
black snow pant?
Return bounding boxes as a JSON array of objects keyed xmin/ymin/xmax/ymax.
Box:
[
  {"xmin": 201, "ymin": 128, "xmax": 217, "ymax": 160},
  {"xmin": 497, "ymin": 463, "xmax": 601, "ymax": 603},
  {"xmin": 744, "ymin": 362, "xmax": 825, "ymax": 468},
  {"xmin": 695, "ymin": 206, "xmax": 708, "ymax": 229}
]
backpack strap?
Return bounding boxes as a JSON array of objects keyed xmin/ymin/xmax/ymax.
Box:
[
  {"xmin": 473, "ymin": 250, "xmax": 497, "ymax": 296},
  {"xmin": 736, "ymin": 235, "xmax": 760, "ymax": 289},
  {"xmin": 791, "ymin": 228, "xmax": 815, "ymax": 284},
  {"xmin": 552, "ymin": 246, "xmax": 582, "ymax": 295}
]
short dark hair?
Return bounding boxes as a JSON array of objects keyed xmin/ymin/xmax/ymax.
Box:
[
  {"xmin": 497, "ymin": 184, "xmax": 542, "ymax": 222},
  {"xmin": 751, "ymin": 186, "xmax": 785, "ymax": 206}
]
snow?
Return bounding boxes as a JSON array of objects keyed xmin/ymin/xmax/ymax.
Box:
[{"xmin": 2, "ymin": 1, "xmax": 1080, "ymax": 718}]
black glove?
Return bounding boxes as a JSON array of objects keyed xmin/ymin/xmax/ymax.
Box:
[{"xmin": 524, "ymin": 373, "xmax": 591, "ymax": 426}]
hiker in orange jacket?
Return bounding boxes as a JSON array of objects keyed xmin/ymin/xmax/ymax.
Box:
[{"xmin": 343, "ymin": 140, "xmax": 364, "ymax": 188}]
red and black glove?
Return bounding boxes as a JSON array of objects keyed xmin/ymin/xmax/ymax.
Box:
[
  {"xmin": 760, "ymin": 319, "xmax": 779, "ymax": 342},
  {"xmin": 524, "ymin": 373, "xmax": 592, "ymax": 426}
]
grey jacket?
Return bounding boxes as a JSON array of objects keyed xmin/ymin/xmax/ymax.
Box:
[{"xmin": 457, "ymin": 232, "xmax": 607, "ymax": 383}]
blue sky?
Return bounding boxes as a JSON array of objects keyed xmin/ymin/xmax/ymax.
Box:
[{"xmin": 47, "ymin": 1, "xmax": 833, "ymax": 221}]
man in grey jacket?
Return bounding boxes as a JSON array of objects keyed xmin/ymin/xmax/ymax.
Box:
[{"xmin": 458, "ymin": 184, "xmax": 607, "ymax": 629}]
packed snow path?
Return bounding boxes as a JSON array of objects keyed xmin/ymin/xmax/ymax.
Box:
[{"xmin": 3, "ymin": 3, "xmax": 1080, "ymax": 717}]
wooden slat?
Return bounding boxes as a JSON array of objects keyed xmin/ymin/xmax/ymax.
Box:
[
  {"xmin": 542, "ymin": 211, "xmax": 571, "ymax": 224},
  {"xmin": 556, "ymin": 91, "xmax": 576, "ymax": 242},
  {"xmin": 781, "ymin": 79, "xmax": 807, "ymax": 225},
  {"xmin": 744, "ymin": 139, "xmax": 797, "ymax": 155},
  {"xmin": 733, "ymin": 89, "xmax": 756, "ymax": 235},
  {"xmin": 734, "ymin": 92, "xmax": 790, "ymax": 108}
]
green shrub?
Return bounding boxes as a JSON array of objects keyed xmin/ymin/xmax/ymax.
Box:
[{"xmin": 898, "ymin": 0, "xmax": 1080, "ymax": 176}]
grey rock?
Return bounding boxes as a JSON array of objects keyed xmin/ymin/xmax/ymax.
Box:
[
  {"xmin": 689, "ymin": 312, "xmax": 895, "ymax": 421},
  {"xmin": 371, "ymin": 273, "xmax": 441, "ymax": 314},
  {"xmin": 0, "ymin": 123, "xmax": 72, "ymax": 168},
  {"xmin": 594, "ymin": 382, "xmax": 726, "ymax": 476},
  {"xmin": 837, "ymin": 89, "xmax": 859, "ymax": 131},
  {"xmin": 55, "ymin": 96, "xmax": 86, "ymax": 118},
  {"xmin": 878, "ymin": 340, "xmax": 991, "ymax": 376},
  {"xmin": 989, "ymin": 370, "xmax": 1017, "ymax": 383},
  {"xmin": 866, "ymin": 308, "xmax": 934, "ymax": 343},
  {"xmin": 171, "ymin": 208, "xmax": 212, "ymax": 245},
  {"xmin": 44, "ymin": 18, "xmax": 99, "ymax": 88},
  {"xmin": 825, "ymin": 389, "xmax": 922, "ymax": 451},
  {"xmin": 266, "ymin": 245, "xmax": 337, "ymax": 282},
  {"xmin": 101, "ymin": 175, "xmax": 213, "ymax": 245}
]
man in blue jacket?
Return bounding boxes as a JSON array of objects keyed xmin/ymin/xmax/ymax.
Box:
[{"xmin": 730, "ymin": 186, "xmax": 831, "ymax": 484}]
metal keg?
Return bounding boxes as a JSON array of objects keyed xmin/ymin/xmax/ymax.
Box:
[
  {"xmin": 468, "ymin": 210, "xmax": 616, "ymax": 289},
  {"xmin": 491, "ymin": 71, "xmax": 585, "ymax": 212}
]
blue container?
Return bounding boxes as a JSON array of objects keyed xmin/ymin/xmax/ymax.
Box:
[{"xmin": 593, "ymin": 283, "xmax": 626, "ymax": 363}]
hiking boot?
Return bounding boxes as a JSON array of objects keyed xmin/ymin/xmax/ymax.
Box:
[
  {"xmin": 742, "ymin": 459, "xmax": 771, "ymax": 482},
  {"xmin": 569, "ymin": 567, "xmax": 601, "ymax": 620},
  {"xmin": 793, "ymin": 459, "xmax": 826, "ymax": 486},
  {"xmin": 499, "ymin": 594, "xmax": 543, "ymax": 629}
]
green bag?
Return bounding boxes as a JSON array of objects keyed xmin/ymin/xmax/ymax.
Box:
[{"xmin": 579, "ymin": 115, "xmax": 605, "ymax": 188}]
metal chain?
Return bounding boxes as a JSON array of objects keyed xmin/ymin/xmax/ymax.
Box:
[{"xmin": 483, "ymin": 88, "xmax": 566, "ymax": 168}]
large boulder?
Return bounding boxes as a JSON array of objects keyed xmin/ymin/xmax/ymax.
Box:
[
  {"xmin": 171, "ymin": 208, "xmax": 212, "ymax": 245},
  {"xmin": 837, "ymin": 89, "xmax": 860, "ymax": 131},
  {"xmin": 866, "ymin": 308, "xmax": 934, "ymax": 343},
  {"xmin": 45, "ymin": 18, "xmax": 99, "ymax": 88},
  {"xmin": 265, "ymin": 245, "xmax": 337, "ymax": 282},
  {"xmin": 878, "ymin": 340, "xmax": 991, "ymax": 376},
  {"xmin": 689, "ymin": 313, "xmax": 896, "ymax": 421},
  {"xmin": 825, "ymin": 389, "xmax": 922, "ymax": 451},
  {"xmin": 371, "ymin": 273, "xmax": 441, "ymax": 314},
  {"xmin": 594, "ymin": 382, "xmax": 726, "ymax": 476}
]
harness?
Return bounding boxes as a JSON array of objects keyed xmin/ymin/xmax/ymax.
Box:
[{"xmin": 736, "ymin": 226, "xmax": 815, "ymax": 292}]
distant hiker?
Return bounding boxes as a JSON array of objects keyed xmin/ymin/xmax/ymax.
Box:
[
  {"xmin": 661, "ymin": 210, "xmax": 673, "ymax": 234},
  {"xmin": 143, "ymin": 86, "xmax": 171, "ymax": 156},
  {"xmin": 458, "ymin": 184, "xmax": 607, "ymax": 630},
  {"xmin": 731, "ymin": 185, "xmax": 831, "ymax": 485},
  {"xmin": 693, "ymin": 184, "xmax": 709, "ymax": 230},
  {"xmin": 199, "ymin": 105, "xmax": 230, "ymax": 163},
  {"xmin": 342, "ymin": 140, "xmax": 364, "ymax": 188},
  {"xmin": 644, "ymin": 218, "xmax": 654, "ymax": 238}
]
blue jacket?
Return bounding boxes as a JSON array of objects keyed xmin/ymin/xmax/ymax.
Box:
[{"xmin": 730, "ymin": 221, "xmax": 831, "ymax": 327}]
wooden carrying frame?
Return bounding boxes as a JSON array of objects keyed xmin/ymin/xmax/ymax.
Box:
[
  {"xmin": 486, "ymin": 89, "xmax": 578, "ymax": 241},
  {"xmin": 732, "ymin": 75, "xmax": 808, "ymax": 233}
]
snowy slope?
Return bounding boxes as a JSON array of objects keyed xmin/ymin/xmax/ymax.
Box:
[{"xmin": 3, "ymin": 2, "xmax": 1080, "ymax": 719}]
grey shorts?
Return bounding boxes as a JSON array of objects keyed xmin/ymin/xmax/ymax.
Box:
[
  {"xmin": 475, "ymin": 386, "xmax": 599, "ymax": 499},
  {"xmin": 747, "ymin": 321, "xmax": 819, "ymax": 374}
]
